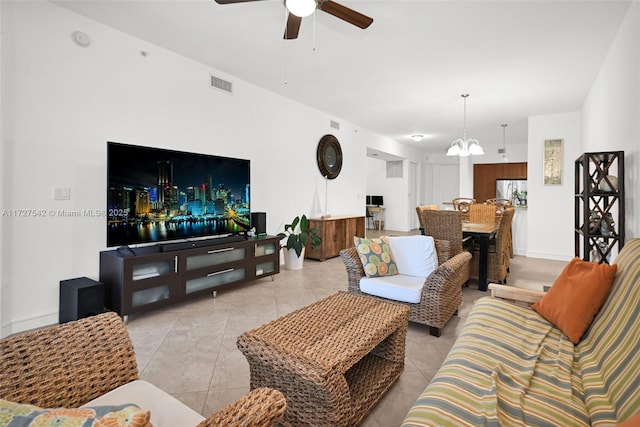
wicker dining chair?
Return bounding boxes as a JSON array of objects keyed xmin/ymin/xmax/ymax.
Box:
[
  {"xmin": 469, "ymin": 203, "xmax": 497, "ymax": 225},
  {"xmin": 470, "ymin": 207, "xmax": 515, "ymax": 284},
  {"xmin": 485, "ymin": 198, "xmax": 513, "ymax": 214},
  {"xmin": 416, "ymin": 208, "xmax": 466, "ymax": 256},
  {"xmin": 417, "ymin": 204, "xmax": 439, "ymax": 212},
  {"xmin": 485, "ymin": 198, "xmax": 514, "ymax": 257},
  {"xmin": 452, "ymin": 198, "xmax": 475, "ymax": 221},
  {"xmin": 415, "ymin": 205, "xmax": 439, "ymax": 234}
]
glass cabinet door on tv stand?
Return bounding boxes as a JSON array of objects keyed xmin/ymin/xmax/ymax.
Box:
[
  {"xmin": 100, "ymin": 235, "xmax": 280, "ymax": 318},
  {"xmin": 574, "ymin": 151, "xmax": 625, "ymax": 264}
]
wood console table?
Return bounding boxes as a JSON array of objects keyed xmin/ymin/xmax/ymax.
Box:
[{"xmin": 305, "ymin": 215, "xmax": 365, "ymax": 261}]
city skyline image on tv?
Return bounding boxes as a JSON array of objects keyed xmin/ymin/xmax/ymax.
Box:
[{"xmin": 107, "ymin": 142, "xmax": 250, "ymax": 247}]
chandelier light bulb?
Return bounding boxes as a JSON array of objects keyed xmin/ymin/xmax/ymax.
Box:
[
  {"xmin": 468, "ymin": 139, "xmax": 484, "ymax": 155},
  {"xmin": 286, "ymin": 0, "xmax": 316, "ymax": 17}
]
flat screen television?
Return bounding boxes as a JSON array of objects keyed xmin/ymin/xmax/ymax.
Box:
[{"xmin": 107, "ymin": 142, "xmax": 251, "ymax": 247}]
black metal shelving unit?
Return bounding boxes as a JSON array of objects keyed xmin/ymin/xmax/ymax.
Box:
[{"xmin": 574, "ymin": 151, "xmax": 625, "ymax": 264}]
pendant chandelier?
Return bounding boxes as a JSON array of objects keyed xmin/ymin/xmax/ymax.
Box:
[
  {"xmin": 446, "ymin": 94, "xmax": 484, "ymax": 157},
  {"xmin": 500, "ymin": 123, "xmax": 509, "ymax": 162}
]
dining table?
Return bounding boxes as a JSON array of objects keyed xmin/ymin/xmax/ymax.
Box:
[{"xmin": 462, "ymin": 222, "xmax": 498, "ymax": 292}]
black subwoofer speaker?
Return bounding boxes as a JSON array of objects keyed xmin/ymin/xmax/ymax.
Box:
[
  {"xmin": 59, "ymin": 277, "xmax": 105, "ymax": 323},
  {"xmin": 251, "ymin": 212, "xmax": 267, "ymax": 235}
]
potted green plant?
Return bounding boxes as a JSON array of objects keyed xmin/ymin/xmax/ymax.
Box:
[
  {"xmin": 277, "ymin": 215, "xmax": 322, "ymax": 270},
  {"xmin": 513, "ymin": 190, "xmax": 528, "ymax": 206}
]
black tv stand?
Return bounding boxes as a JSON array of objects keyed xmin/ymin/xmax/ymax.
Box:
[
  {"xmin": 116, "ymin": 245, "xmax": 137, "ymax": 256},
  {"xmin": 158, "ymin": 235, "xmax": 246, "ymax": 252},
  {"xmin": 100, "ymin": 235, "xmax": 280, "ymax": 318}
]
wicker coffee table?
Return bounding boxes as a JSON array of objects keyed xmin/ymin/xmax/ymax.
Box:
[{"xmin": 237, "ymin": 291, "xmax": 410, "ymax": 426}]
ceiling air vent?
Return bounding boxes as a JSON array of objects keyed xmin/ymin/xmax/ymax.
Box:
[
  {"xmin": 330, "ymin": 120, "xmax": 340, "ymax": 130},
  {"xmin": 210, "ymin": 75, "xmax": 233, "ymax": 94}
]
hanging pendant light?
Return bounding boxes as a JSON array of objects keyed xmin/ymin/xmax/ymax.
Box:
[
  {"xmin": 446, "ymin": 94, "xmax": 484, "ymax": 157},
  {"xmin": 500, "ymin": 123, "xmax": 509, "ymax": 162}
]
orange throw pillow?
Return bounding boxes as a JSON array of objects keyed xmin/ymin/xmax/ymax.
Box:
[
  {"xmin": 618, "ymin": 412, "xmax": 640, "ymax": 427},
  {"xmin": 532, "ymin": 257, "xmax": 617, "ymax": 344}
]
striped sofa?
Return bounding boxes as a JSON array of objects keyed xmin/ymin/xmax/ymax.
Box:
[{"xmin": 402, "ymin": 238, "xmax": 640, "ymax": 426}]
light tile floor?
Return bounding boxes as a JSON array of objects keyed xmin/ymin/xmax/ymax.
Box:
[{"xmin": 125, "ymin": 230, "xmax": 567, "ymax": 427}]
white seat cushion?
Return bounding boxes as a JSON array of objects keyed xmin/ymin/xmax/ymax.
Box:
[
  {"xmin": 360, "ymin": 274, "xmax": 425, "ymax": 304},
  {"xmin": 82, "ymin": 380, "xmax": 205, "ymax": 427},
  {"xmin": 388, "ymin": 235, "xmax": 438, "ymax": 278}
]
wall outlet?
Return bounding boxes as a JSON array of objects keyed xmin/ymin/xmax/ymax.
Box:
[{"xmin": 53, "ymin": 187, "xmax": 71, "ymax": 200}]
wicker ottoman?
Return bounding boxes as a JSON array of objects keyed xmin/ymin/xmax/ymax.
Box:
[{"xmin": 237, "ymin": 291, "xmax": 410, "ymax": 426}]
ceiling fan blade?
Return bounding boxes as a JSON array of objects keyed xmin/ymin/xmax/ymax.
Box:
[
  {"xmin": 284, "ymin": 13, "xmax": 302, "ymax": 39},
  {"xmin": 318, "ymin": 0, "xmax": 373, "ymax": 29},
  {"xmin": 214, "ymin": 0, "xmax": 263, "ymax": 4}
]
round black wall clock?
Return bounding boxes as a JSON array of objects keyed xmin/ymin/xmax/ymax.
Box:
[{"xmin": 316, "ymin": 134, "xmax": 343, "ymax": 179}]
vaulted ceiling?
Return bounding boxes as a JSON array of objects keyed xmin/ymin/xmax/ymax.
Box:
[{"xmin": 52, "ymin": 0, "xmax": 632, "ymax": 154}]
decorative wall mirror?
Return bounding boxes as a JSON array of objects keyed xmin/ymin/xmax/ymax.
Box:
[{"xmin": 316, "ymin": 134, "xmax": 343, "ymax": 179}]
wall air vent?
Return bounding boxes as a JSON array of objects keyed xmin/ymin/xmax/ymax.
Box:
[
  {"xmin": 386, "ymin": 160, "xmax": 403, "ymax": 178},
  {"xmin": 210, "ymin": 75, "xmax": 233, "ymax": 94},
  {"xmin": 330, "ymin": 120, "xmax": 340, "ymax": 130}
]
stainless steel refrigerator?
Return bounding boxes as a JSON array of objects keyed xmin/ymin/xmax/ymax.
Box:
[{"xmin": 496, "ymin": 179, "xmax": 528, "ymax": 206}]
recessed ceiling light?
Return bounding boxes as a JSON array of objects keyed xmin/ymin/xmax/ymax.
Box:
[{"xmin": 411, "ymin": 135, "xmax": 424, "ymax": 142}]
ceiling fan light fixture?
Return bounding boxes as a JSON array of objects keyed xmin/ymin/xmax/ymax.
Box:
[{"xmin": 286, "ymin": 0, "xmax": 316, "ymax": 17}]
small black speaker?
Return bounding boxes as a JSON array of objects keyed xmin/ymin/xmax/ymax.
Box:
[
  {"xmin": 251, "ymin": 212, "xmax": 267, "ymax": 235},
  {"xmin": 59, "ymin": 277, "xmax": 105, "ymax": 323}
]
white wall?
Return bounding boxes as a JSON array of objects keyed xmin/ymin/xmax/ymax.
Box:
[
  {"xmin": 364, "ymin": 141, "xmax": 427, "ymax": 232},
  {"xmin": 525, "ymin": 2, "xmax": 639, "ymax": 262},
  {"xmin": 0, "ymin": 1, "xmax": 423, "ymax": 335},
  {"xmin": 0, "ymin": 1, "xmax": 5, "ymax": 331},
  {"xmin": 365, "ymin": 156, "xmax": 410, "ymax": 232},
  {"xmin": 527, "ymin": 112, "xmax": 582, "ymax": 260},
  {"xmin": 582, "ymin": 1, "xmax": 639, "ymax": 240}
]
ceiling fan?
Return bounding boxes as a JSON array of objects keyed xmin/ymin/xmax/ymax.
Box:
[{"xmin": 214, "ymin": 0, "xmax": 374, "ymax": 40}]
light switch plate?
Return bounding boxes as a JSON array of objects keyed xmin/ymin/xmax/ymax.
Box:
[{"xmin": 53, "ymin": 187, "xmax": 71, "ymax": 200}]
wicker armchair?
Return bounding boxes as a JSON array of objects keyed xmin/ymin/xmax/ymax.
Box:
[
  {"xmin": 470, "ymin": 207, "xmax": 515, "ymax": 284},
  {"xmin": 0, "ymin": 312, "xmax": 286, "ymax": 427},
  {"xmin": 340, "ymin": 239, "xmax": 471, "ymax": 337}
]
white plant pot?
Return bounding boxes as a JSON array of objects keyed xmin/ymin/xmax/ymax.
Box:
[{"xmin": 283, "ymin": 247, "xmax": 305, "ymax": 270}]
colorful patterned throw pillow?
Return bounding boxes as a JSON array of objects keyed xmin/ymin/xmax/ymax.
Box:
[
  {"xmin": 0, "ymin": 399, "xmax": 152, "ymax": 427},
  {"xmin": 354, "ymin": 236, "xmax": 398, "ymax": 278}
]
